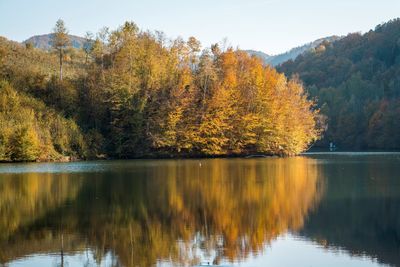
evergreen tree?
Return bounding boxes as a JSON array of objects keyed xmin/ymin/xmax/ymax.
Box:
[{"xmin": 52, "ymin": 19, "xmax": 70, "ymax": 81}]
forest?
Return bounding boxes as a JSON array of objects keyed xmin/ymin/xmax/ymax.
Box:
[
  {"xmin": 279, "ymin": 18, "xmax": 400, "ymax": 149},
  {"xmin": 0, "ymin": 20, "xmax": 320, "ymax": 161}
]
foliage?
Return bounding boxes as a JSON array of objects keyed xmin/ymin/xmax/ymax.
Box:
[
  {"xmin": 83, "ymin": 24, "xmax": 320, "ymax": 157},
  {"xmin": 279, "ymin": 18, "xmax": 400, "ymax": 149},
  {"xmin": 0, "ymin": 20, "xmax": 321, "ymax": 161},
  {"xmin": 0, "ymin": 81, "xmax": 87, "ymax": 161}
]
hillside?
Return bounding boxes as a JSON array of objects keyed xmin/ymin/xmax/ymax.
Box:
[
  {"xmin": 0, "ymin": 21, "xmax": 321, "ymax": 161},
  {"xmin": 0, "ymin": 36, "xmax": 89, "ymax": 161},
  {"xmin": 278, "ymin": 18, "xmax": 400, "ymax": 149},
  {"xmin": 245, "ymin": 49, "xmax": 272, "ymax": 63},
  {"xmin": 0, "ymin": 81, "xmax": 87, "ymax": 161},
  {"xmin": 0, "ymin": 36, "xmax": 86, "ymax": 79},
  {"xmin": 23, "ymin": 33, "xmax": 87, "ymax": 50},
  {"xmin": 246, "ymin": 36, "xmax": 342, "ymax": 66}
]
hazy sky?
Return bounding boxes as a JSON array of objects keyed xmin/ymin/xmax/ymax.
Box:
[{"xmin": 1, "ymin": 0, "xmax": 399, "ymax": 55}]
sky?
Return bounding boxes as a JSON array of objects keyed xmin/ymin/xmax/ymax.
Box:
[{"xmin": 0, "ymin": 0, "xmax": 399, "ymax": 55}]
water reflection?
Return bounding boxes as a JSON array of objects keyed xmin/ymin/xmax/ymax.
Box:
[
  {"xmin": 2, "ymin": 155, "xmax": 400, "ymax": 267},
  {"xmin": 0, "ymin": 158, "xmax": 322, "ymax": 266},
  {"xmin": 300, "ymin": 153, "xmax": 400, "ymax": 267}
]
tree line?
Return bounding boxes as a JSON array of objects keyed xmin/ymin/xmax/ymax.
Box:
[{"xmin": 0, "ymin": 19, "xmax": 321, "ymax": 161}]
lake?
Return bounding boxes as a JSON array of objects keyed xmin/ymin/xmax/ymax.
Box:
[{"xmin": 0, "ymin": 153, "xmax": 399, "ymax": 267}]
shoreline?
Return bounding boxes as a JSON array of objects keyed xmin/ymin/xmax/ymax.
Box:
[
  {"xmin": 0, "ymin": 153, "xmax": 281, "ymax": 164},
  {"xmin": 1, "ymin": 150, "xmax": 400, "ymax": 164}
]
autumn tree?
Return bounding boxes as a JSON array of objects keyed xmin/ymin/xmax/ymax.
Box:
[{"xmin": 0, "ymin": 20, "xmax": 322, "ymax": 160}]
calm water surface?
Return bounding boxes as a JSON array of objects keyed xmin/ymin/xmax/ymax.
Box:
[{"xmin": 0, "ymin": 153, "xmax": 399, "ymax": 267}]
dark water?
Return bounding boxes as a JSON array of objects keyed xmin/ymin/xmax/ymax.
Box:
[{"xmin": 0, "ymin": 153, "xmax": 399, "ymax": 267}]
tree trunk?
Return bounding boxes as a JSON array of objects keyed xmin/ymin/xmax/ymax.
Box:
[{"xmin": 59, "ymin": 49, "xmax": 63, "ymax": 81}]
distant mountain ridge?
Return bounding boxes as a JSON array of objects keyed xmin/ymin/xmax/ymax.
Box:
[
  {"xmin": 23, "ymin": 33, "xmax": 341, "ymax": 67},
  {"xmin": 23, "ymin": 33, "xmax": 87, "ymax": 50},
  {"xmin": 246, "ymin": 36, "xmax": 342, "ymax": 66}
]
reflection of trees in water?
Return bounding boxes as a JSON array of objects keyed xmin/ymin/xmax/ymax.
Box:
[
  {"xmin": 0, "ymin": 173, "xmax": 85, "ymax": 265},
  {"xmin": 300, "ymin": 157, "xmax": 400, "ymax": 267},
  {"xmin": 0, "ymin": 173, "xmax": 83, "ymax": 240},
  {"xmin": 0, "ymin": 158, "xmax": 322, "ymax": 266}
]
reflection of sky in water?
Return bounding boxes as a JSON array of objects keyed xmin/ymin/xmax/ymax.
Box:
[
  {"xmin": 0, "ymin": 159, "xmax": 206, "ymax": 173},
  {"xmin": 7, "ymin": 251, "xmax": 116, "ymax": 267},
  {"xmin": 0, "ymin": 161, "xmax": 108, "ymax": 173},
  {"xmin": 225, "ymin": 234, "xmax": 388, "ymax": 267},
  {"xmin": 7, "ymin": 234, "xmax": 388, "ymax": 267}
]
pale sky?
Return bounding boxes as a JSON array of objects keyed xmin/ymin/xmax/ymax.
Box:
[{"xmin": 0, "ymin": 0, "xmax": 399, "ymax": 55}]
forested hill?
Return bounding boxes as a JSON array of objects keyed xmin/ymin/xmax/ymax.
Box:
[
  {"xmin": 23, "ymin": 34, "xmax": 87, "ymax": 50},
  {"xmin": 278, "ymin": 18, "xmax": 400, "ymax": 149},
  {"xmin": 0, "ymin": 21, "xmax": 321, "ymax": 162},
  {"xmin": 246, "ymin": 36, "xmax": 342, "ymax": 66}
]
